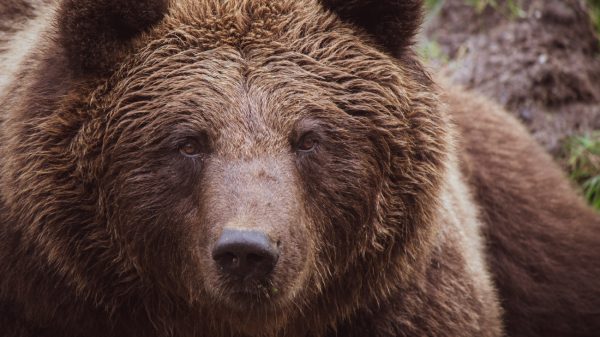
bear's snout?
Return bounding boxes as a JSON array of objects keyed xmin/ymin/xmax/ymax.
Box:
[
  {"xmin": 212, "ymin": 229, "xmax": 279, "ymax": 279},
  {"xmin": 200, "ymin": 156, "xmax": 312, "ymax": 306}
]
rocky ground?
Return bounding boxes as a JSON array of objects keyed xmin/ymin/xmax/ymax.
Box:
[{"xmin": 423, "ymin": 0, "xmax": 600, "ymax": 154}]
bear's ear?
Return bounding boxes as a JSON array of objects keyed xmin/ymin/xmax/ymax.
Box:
[
  {"xmin": 57, "ymin": 0, "xmax": 169, "ymax": 75},
  {"xmin": 320, "ymin": 0, "xmax": 423, "ymax": 55}
]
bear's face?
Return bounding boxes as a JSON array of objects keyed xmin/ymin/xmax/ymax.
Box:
[
  {"xmin": 96, "ymin": 0, "xmax": 401, "ymax": 314},
  {"xmin": 2, "ymin": 0, "xmax": 446, "ymax": 334}
]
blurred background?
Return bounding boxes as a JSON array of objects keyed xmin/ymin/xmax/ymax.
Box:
[{"xmin": 419, "ymin": 0, "xmax": 600, "ymax": 209}]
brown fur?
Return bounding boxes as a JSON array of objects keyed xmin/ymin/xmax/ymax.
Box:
[
  {"xmin": 0, "ymin": 1, "xmax": 36, "ymax": 32},
  {"xmin": 0, "ymin": 1, "xmax": 598, "ymax": 337},
  {"xmin": 447, "ymin": 85, "xmax": 600, "ymax": 337}
]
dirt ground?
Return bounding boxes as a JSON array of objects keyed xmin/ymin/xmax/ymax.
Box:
[{"xmin": 424, "ymin": 0, "xmax": 600, "ymax": 154}]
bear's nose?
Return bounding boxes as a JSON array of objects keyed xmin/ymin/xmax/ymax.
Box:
[{"xmin": 212, "ymin": 229, "xmax": 279, "ymax": 279}]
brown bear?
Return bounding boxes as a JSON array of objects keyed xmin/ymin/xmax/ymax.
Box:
[{"xmin": 0, "ymin": 0, "xmax": 599, "ymax": 337}]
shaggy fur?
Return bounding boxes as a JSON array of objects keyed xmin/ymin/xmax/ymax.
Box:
[
  {"xmin": 0, "ymin": 1, "xmax": 598, "ymax": 337},
  {"xmin": 447, "ymin": 85, "xmax": 600, "ymax": 337}
]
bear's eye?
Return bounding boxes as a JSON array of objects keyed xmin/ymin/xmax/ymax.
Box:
[
  {"xmin": 297, "ymin": 133, "xmax": 319, "ymax": 152},
  {"xmin": 179, "ymin": 139, "xmax": 202, "ymax": 157}
]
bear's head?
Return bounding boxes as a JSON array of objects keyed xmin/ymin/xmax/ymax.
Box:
[{"xmin": 0, "ymin": 0, "xmax": 449, "ymax": 335}]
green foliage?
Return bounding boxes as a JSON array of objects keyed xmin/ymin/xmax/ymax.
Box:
[
  {"xmin": 465, "ymin": 0, "xmax": 497, "ymax": 12},
  {"xmin": 506, "ymin": 0, "xmax": 526, "ymax": 18},
  {"xmin": 465, "ymin": 0, "xmax": 525, "ymax": 18},
  {"xmin": 425, "ymin": 0, "xmax": 443, "ymax": 10},
  {"xmin": 589, "ymin": 0, "xmax": 600, "ymax": 35},
  {"xmin": 564, "ymin": 133, "xmax": 600, "ymax": 209},
  {"xmin": 417, "ymin": 40, "xmax": 448, "ymax": 64}
]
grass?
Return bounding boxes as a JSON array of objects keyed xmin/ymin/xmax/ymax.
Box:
[
  {"xmin": 465, "ymin": 0, "xmax": 497, "ymax": 12},
  {"xmin": 590, "ymin": 0, "xmax": 600, "ymax": 35},
  {"xmin": 417, "ymin": 40, "xmax": 448, "ymax": 65},
  {"xmin": 564, "ymin": 133, "xmax": 600, "ymax": 209},
  {"xmin": 465, "ymin": 0, "xmax": 525, "ymax": 18},
  {"xmin": 425, "ymin": 0, "xmax": 443, "ymax": 10}
]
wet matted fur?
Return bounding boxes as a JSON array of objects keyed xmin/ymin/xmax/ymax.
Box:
[{"xmin": 0, "ymin": 1, "xmax": 598, "ymax": 337}]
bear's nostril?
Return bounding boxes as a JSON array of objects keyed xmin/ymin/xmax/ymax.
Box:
[
  {"xmin": 246, "ymin": 253, "xmax": 264, "ymax": 264},
  {"xmin": 215, "ymin": 252, "xmax": 239, "ymax": 270},
  {"xmin": 212, "ymin": 229, "xmax": 279, "ymax": 279}
]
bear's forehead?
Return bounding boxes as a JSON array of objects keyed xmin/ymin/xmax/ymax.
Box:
[
  {"xmin": 112, "ymin": 0, "xmax": 401, "ymax": 111},
  {"xmin": 161, "ymin": 0, "xmax": 321, "ymax": 49},
  {"xmin": 100, "ymin": 0, "xmax": 405, "ymax": 155},
  {"xmin": 140, "ymin": 0, "xmax": 392, "ymax": 74}
]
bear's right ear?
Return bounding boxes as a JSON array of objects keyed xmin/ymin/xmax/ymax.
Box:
[
  {"xmin": 320, "ymin": 0, "xmax": 423, "ymax": 55},
  {"xmin": 57, "ymin": 0, "xmax": 169, "ymax": 75}
]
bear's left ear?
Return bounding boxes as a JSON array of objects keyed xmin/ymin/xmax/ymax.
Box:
[
  {"xmin": 57, "ymin": 0, "xmax": 169, "ymax": 75},
  {"xmin": 320, "ymin": 0, "xmax": 423, "ymax": 55}
]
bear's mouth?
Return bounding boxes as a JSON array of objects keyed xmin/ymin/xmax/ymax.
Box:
[
  {"xmin": 224, "ymin": 280, "xmax": 281, "ymax": 301},
  {"xmin": 212, "ymin": 276, "xmax": 289, "ymax": 312}
]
